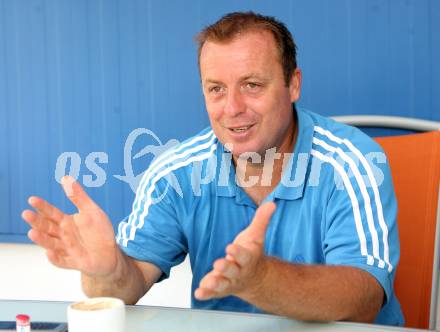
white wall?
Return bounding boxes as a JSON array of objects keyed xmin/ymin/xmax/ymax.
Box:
[{"xmin": 0, "ymin": 243, "xmax": 191, "ymax": 308}]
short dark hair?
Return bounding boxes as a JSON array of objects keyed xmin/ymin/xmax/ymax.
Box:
[{"xmin": 196, "ymin": 11, "xmax": 298, "ymax": 86}]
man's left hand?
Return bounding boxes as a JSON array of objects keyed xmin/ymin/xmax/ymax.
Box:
[{"xmin": 195, "ymin": 201, "xmax": 276, "ymax": 300}]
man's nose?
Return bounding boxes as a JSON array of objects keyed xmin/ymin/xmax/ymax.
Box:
[{"xmin": 224, "ymin": 89, "xmax": 245, "ymax": 116}]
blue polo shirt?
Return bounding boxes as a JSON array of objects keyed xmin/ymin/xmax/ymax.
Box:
[{"xmin": 116, "ymin": 108, "xmax": 403, "ymax": 325}]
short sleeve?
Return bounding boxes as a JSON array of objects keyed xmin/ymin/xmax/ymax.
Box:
[
  {"xmin": 322, "ymin": 146, "xmax": 399, "ymax": 304},
  {"xmin": 116, "ymin": 173, "xmax": 187, "ymax": 280}
]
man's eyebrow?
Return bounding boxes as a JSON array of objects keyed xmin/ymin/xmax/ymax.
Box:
[
  {"xmin": 240, "ymin": 73, "xmax": 268, "ymax": 82},
  {"xmin": 203, "ymin": 74, "xmax": 268, "ymax": 85},
  {"xmin": 203, "ymin": 79, "xmax": 223, "ymax": 85}
]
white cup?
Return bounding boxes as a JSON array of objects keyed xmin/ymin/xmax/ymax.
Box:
[{"xmin": 67, "ymin": 297, "xmax": 125, "ymax": 332}]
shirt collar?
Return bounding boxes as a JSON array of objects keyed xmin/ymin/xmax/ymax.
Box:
[
  {"xmin": 215, "ymin": 141, "xmax": 236, "ymax": 197},
  {"xmin": 273, "ymin": 107, "xmax": 314, "ymax": 200}
]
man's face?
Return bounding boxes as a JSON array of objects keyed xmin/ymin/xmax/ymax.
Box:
[{"xmin": 199, "ymin": 30, "xmax": 301, "ymax": 158}]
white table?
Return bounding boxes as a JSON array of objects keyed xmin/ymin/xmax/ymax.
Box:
[{"xmin": 0, "ymin": 300, "xmax": 423, "ymax": 332}]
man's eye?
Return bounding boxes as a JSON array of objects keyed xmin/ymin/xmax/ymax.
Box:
[
  {"xmin": 245, "ymin": 82, "xmax": 261, "ymax": 91},
  {"xmin": 208, "ymin": 86, "xmax": 219, "ymax": 92}
]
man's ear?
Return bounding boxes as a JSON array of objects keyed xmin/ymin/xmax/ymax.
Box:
[{"xmin": 289, "ymin": 69, "xmax": 302, "ymax": 103}]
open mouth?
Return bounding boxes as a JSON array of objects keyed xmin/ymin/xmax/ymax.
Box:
[{"xmin": 228, "ymin": 124, "xmax": 254, "ymax": 133}]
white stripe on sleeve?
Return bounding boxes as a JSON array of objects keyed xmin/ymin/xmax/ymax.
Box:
[
  {"xmin": 313, "ymin": 136, "xmax": 385, "ymax": 269},
  {"xmin": 122, "ymin": 143, "xmax": 218, "ymax": 247},
  {"xmin": 311, "ymin": 149, "xmax": 375, "ymax": 266},
  {"xmin": 314, "ymin": 126, "xmax": 392, "ymax": 272},
  {"xmin": 117, "ymin": 131, "xmax": 215, "ymax": 243}
]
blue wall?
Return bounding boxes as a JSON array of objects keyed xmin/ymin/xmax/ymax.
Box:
[{"xmin": 1, "ymin": 0, "xmax": 439, "ymax": 242}]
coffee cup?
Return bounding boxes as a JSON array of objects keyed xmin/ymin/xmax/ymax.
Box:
[{"xmin": 67, "ymin": 297, "xmax": 125, "ymax": 332}]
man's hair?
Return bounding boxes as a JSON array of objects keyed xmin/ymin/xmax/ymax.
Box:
[{"xmin": 196, "ymin": 11, "xmax": 298, "ymax": 86}]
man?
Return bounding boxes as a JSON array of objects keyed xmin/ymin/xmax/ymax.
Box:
[{"xmin": 22, "ymin": 12, "xmax": 403, "ymax": 325}]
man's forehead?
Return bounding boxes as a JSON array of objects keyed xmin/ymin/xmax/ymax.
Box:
[
  {"xmin": 199, "ymin": 30, "xmax": 280, "ymax": 74},
  {"xmin": 201, "ymin": 29, "xmax": 276, "ymax": 57}
]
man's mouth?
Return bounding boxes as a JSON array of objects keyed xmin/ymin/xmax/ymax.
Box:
[
  {"xmin": 228, "ymin": 124, "xmax": 254, "ymax": 133},
  {"xmin": 231, "ymin": 126, "xmax": 250, "ymax": 133}
]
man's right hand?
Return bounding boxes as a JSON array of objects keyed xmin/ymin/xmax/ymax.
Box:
[{"xmin": 21, "ymin": 176, "xmax": 119, "ymax": 278}]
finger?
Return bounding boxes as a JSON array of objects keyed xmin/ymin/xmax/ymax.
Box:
[
  {"xmin": 197, "ymin": 275, "xmax": 230, "ymax": 299},
  {"xmin": 226, "ymin": 244, "xmax": 252, "ymax": 267},
  {"xmin": 213, "ymin": 258, "xmax": 240, "ymax": 280},
  {"xmin": 194, "ymin": 287, "xmax": 218, "ymax": 301},
  {"xmin": 61, "ymin": 176, "xmax": 99, "ymax": 212},
  {"xmin": 27, "ymin": 196, "xmax": 65, "ymax": 223},
  {"xmin": 24, "ymin": 210, "xmax": 82, "ymax": 253},
  {"xmin": 22, "ymin": 210, "xmax": 61, "ymax": 238},
  {"xmin": 239, "ymin": 201, "xmax": 276, "ymax": 245},
  {"xmin": 28, "ymin": 228, "xmax": 66, "ymax": 254}
]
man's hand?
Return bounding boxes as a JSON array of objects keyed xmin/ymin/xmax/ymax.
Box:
[
  {"xmin": 194, "ymin": 201, "xmax": 383, "ymax": 322},
  {"xmin": 195, "ymin": 201, "xmax": 276, "ymax": 300},
  {"xmin": 21, "ymin": 176, "xmax": 119, "ymax": 277}
]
